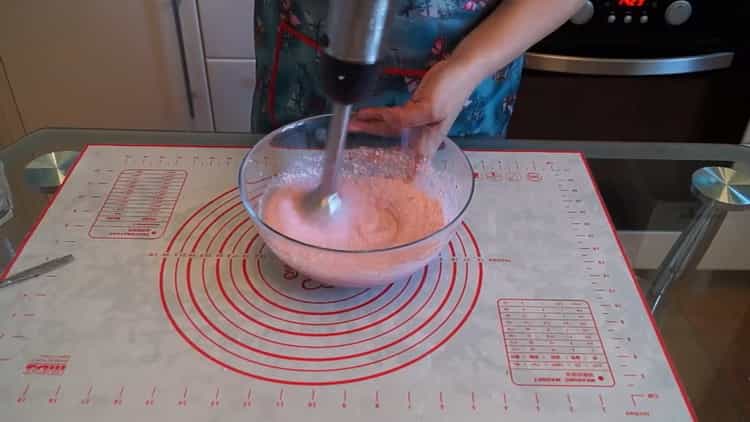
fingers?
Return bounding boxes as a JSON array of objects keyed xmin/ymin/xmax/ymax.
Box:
[
  {"xmin": 349, "ymin": 100, "xmax": 441, "ymax": 136},
  {"xmin": 349, "ymin": 100, "xmax": 448, "ymax": 178},
  {"xmin": 348, "ymin": 111, "xmax": 401, "ymax": 137},
  {"xmin": 352, "ymin": 107, "xmax": 388, "ymax": 122},
  {"xmin": 388, "ymin": 100, "xmax": 439, "ymax": 128},
  {"xmin": 408, "ymin": 125, "xmax": 443, "ymax": 165},
  {"xmin": 350, "ymin": 103, "xmax": 446, "ymax": 170}
]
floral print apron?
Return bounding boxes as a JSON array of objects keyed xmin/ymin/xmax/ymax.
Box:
[{"xmin": 252, "ymin": 0, "xmax": 523, "ymax": 137}]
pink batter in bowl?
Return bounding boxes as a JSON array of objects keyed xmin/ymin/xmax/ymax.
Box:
[{"xmin": 239, "ymin": 114, "xmax": 474, "ymax": 287}]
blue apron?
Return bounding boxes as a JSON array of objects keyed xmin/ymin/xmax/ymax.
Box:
[{"xmin": 252, "ymin": 0, "xmax": 523, "ymax": 137}]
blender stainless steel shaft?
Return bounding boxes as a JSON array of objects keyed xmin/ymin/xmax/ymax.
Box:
[
  {"xmin": 324, "ymin": 0, "xmax": 391, "ymax": 74},
  {"xmin": 303, "ymin": 0, "xmax": 392, "ymax": 219}
]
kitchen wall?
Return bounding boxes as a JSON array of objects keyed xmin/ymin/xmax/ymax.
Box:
[
  {"xmin": 0, "ymin": 0, "xmax": 256, "ymax": 142},
  {"xmin": 0, "ymin": 58, "xmax": 24, "ymax": 147}
]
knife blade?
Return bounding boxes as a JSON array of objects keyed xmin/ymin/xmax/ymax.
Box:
[{"xmin": 0, "ymin": 254, "xmax": 74, "ymax": 289}]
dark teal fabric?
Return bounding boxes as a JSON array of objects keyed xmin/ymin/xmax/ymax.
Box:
[{"xmin": 253, "ymin": 0, "xmax": 523, "ymax": 137}]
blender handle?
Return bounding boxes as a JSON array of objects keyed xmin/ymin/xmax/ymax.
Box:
[
  {"xmin": 321, "ymin": 0, "xmax": 393, "ymax": 104},
  {"xmin": 170, "ymin": 0, "xmax": 195, "ymax": 119}
]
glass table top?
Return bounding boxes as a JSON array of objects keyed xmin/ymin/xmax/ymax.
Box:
[{"xmin": 1, "ymin": 128, "xmax": 749, "ymax": 421}]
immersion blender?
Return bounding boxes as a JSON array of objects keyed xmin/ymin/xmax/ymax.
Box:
[{"xmin": 303, "ymin": 0, "xmax": 393, "ymax": 218}]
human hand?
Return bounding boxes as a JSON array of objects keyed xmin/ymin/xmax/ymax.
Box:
[{"xmin": 349, "ymin": 57, "xmax": 481, "ymax": 164}]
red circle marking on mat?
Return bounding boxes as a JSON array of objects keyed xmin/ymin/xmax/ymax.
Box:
[
  {"xmin": 203, "ymin": 258, "xmax": 432, "ymax": 350},
  {"xmin": 188, "ymin": 233, "xmax": 456, "ymax": 362},
  {"xmin": 211, "ymin": 231, "xmax": 444, "ymax": 349},
  {"xmin": 164, "ymin": 188, "xmax": 237, "ymax": 253},
  {"xmin": 203, "ymin": 207, "xmax": 247, "ymax": 252},
  {"xmin": 232, "ymin": 256, "xmax": 418, "ymax": 331},
  {"xmin": 178, "ymin": 242, "xmax": 459, "ymax": 365},
  {"xmin": 182, "ymin": 197, "xmax": 389, "ymax": 321},
  {"xmin": 196, "ymin": 255, "xmax": 450, "ymax": 361},
  {"xmin": 159, "ymin": 189, "xmax": 484, "ymax": 385},
  {"xmin": 244, "ymin": 246, "xmax": 433, "ymax": 336},
  {"xmin": 244, "ymin": 242, "xmax": 392, "ymax": 316},
  {"xmin": 224, "ymin": 239, "xmax": 433, "ymax": 338},
  {"xmin": 175, "ymin": 199, "xmax": 419, "ymax": 337},
  {"xmin": 221, "ymin": 258, "xmax": 439, "ymax": 350},
  {"xmin": 225, "ymin": 228, "xmax": 409, "ymax": 328},
  {"xmin": 159, "ymin": 226, "xmax": 481, "ymax": 383},
  {"xmin": 177, "ymin": 190, "xmax": 394, "ymax": 321},
  {"xmin": 193, "ymin": 213, "xmax": 441, "ymax": 350},
  {"xmin": 256, "ymin": 251, "xmax": 370, "ymax": 304},
  {"xmin": 261, "ymin": 272, "xmax": 370, "ymax": 305}
]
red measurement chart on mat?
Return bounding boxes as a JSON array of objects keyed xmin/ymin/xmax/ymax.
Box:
[
  {"xmin": 497, "ymin": 299, "xmax": 614, "ymax": 387},
  {"xmin": 0, "ymin": 146, "xmax": 695, "ymax": 422},
  {"xmin": 89, "ymin": 169, "xmax": 186, "ymax": 239}
]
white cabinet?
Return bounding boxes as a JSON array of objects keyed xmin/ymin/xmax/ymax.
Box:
[
  {"xmin": 0, "ymin": 0, "xmax": 213, "ymax": 133},
  {"xmin": 0, "ymin": 0, "xmax": 261, "ymax": 137},
  {"xmin": 198, "ymin": 0, "xmax": 256, "ymax": 132},
  {"xmin": 207, "ymin": 59, "xmax": 255, "ymax": 132},
  {"xmin": 198, "ymin": 0, "xmax": 255, "ymax": 59}
]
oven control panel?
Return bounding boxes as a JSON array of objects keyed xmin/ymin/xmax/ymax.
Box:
[
  {"xmin": 570, "ymin": 0, "xmax": 693, "ymax": 26},
  {"xmin": 530, "ymin": 0, "xmax": 741, "ymax": 70}
]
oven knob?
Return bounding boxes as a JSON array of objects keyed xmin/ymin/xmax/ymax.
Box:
[
  {"xmin": 570, "ymin": 0, "xmax": 594, "ymax": 25},
  {"xmin": 665, "ymin": 0, "xmax": 692, "ymax": 26}
]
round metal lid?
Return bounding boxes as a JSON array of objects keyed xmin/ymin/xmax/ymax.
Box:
[
  {"xmin": 692, "ymin": 166, "xmax": 750, "ymax": 210},
  {"xmin": 24, "ymin": 151, "xmax": 80, "ymax": 191}
]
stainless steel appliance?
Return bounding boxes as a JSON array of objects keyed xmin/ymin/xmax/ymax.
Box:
[
  {"xmin": 505, "ymin": 0, "xmax": 750, "ymax": 263},
  {"xmin": 526, "ymin": 0, "xmax": 745, "ymax": 76},
  {"xmin": 315, "ymin": 0, "xmax": 393, "ymax": 219},
  {"xmin": 509, "ymin": 0, "xmax": 750, "ymax": 143}
]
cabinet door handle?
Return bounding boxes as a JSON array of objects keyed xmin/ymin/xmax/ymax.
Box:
[{"xmin": 171, "ymin": 0, "xmax": 195, "ymax": 119}]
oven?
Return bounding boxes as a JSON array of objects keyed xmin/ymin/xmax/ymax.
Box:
[
  {"xmin": 505, "ymin": 0, "xmax": 750, "ymax": 270},
  {"xmin": 508, "ymin": 0, "xmax": 750, "ymax": 143}
]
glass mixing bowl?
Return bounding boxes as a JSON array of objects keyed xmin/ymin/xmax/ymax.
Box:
[{"xmin": 239, "ymin": 114, "xmax": 474, "ymax": 287}]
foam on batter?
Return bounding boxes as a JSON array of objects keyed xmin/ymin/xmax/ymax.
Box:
[{"xmin": 261, "ymin": 176, "xmax": 445, "ymax": 251}]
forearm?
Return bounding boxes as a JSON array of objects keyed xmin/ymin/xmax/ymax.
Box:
[{"xmin": 450, "ymin": 0, "xmax": 584, "ymax": 80}]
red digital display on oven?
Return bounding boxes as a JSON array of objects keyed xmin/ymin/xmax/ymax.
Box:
[{"xmin": 618, "ymin": 0, "xmax": 646, "ymax": 6}]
